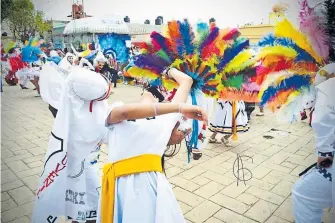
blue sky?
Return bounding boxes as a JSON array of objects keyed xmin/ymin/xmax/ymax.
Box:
[
  {"xmin": 32, "ymin": 0, "xmax": 277, "ymax": 26},
  {"xmin": 31, "ymin": 0, "xmax": 324, "ymax": 27}
]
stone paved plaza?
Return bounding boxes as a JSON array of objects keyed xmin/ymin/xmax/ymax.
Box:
[{"xmin": 1, "ymin": 83, "xmax": 334, "ymax": 223}]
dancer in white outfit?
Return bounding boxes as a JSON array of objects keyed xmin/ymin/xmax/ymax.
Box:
[
  {"xmin": 97, "ymin": 67, "xmax": 208, "ymax": 223},
  {"xmin": 32, "ymin": 67, "xmax": 207, "ymax": 223},
  {"xmin": 209, "ymin": 99, "xmax": 249, "ymax": 146},
  {"xmin": 292, "ymin": 64, "xmax": 335, "ymax": 223}
]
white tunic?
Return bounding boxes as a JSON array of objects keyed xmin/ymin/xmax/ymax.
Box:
[
  {"xmin": 312, "ymin": 78, "xmax": 335, "ymax": 207},
  {"xmin": 97, "ymin": 105, "xmax": 185, "ymax": 223}
]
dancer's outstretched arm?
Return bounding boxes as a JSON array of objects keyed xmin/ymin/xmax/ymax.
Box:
[{"xmin": 107, "ymin": 69, "xmax": 208, "ymax": 125}]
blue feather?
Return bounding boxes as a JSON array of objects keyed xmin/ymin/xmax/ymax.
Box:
[
  {"xmin": 179, "ymin": 19, "xmax": 195, "ymax": 55},
  {"xmin": 196, "ymin": 22, "xmax": 210, "ymax": 47},
  {"xmin": 133, "ymin": 54, "xmax": 169, "ymax": 73},
  {"xmin": 199, "ymin": 27, "xmax": 219, "ymax": 53},
  {"xmin": 203, "ymin": 73, "xmax": 215, "ymax": 82},
  {"xmin": 258, "ymin": 34, "xmax": 315, "ymax": 62},
  {"xmin": 261, "ymin": 75, "xmax": 311, "ymax": 106},
  {"xmin": 258, "ymin": 34, "xmax": 276, "ymax": 47},
  {"xmin": 218, "ymin": 39, "xmax": 249, "ymax": 73},
  {"xmin": 150, "ymin": 78, "xmax": 162, "ymax": 87}
]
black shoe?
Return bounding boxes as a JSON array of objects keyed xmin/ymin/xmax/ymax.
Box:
[
  {"xmin": 301, "ymin": 114, "xmax": 308, "ymax": 121},
  {"xmin": 192, "ymin": 149, "xmax": 202, "ymax": 160},
  {"xmin": 20, "ymin": 84, "xmax": 29, "ymax": 89}
]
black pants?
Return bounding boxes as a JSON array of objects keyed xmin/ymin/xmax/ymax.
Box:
[
  {"xmin": 147, "ymin": 87, "xmax": 165, "ymax": 102},
  {"xmin": 244, "ymin": 102, "xmax": 256, "ymax": 120},
  {"xmin": 49, "ymin": 104, "xmax": 58, "ymax": 118}
]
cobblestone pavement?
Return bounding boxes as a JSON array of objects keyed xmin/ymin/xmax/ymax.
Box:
[{"xmin": 1, "ymin": 83, "xmax": 334, "ymax": 223}]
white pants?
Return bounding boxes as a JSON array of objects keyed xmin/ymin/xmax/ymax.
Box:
[{"xmin": 292, "ymin": 166, "xmax": 334, "ymax": 223}]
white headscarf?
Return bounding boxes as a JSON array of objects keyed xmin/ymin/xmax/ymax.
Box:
[
  {"xmin": 58, "ymin": 53, "xmax": 76, "ymax": 70},
  {"xmin": 93, "ymin": 51, "xmax": 107, "ymax": 67}
]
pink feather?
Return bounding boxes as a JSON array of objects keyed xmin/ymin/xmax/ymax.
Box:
[
  {"xmin": 299, "ymin": 0, "xmax": 329, "ymax": 61},
  {"xmin": 242, "ymin": 82, "xmax": 260, "ymax": 92}
]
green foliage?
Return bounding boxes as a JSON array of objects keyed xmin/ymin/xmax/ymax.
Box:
[
  {"xmin": 1, "ymin": 0, "xmax": 13, "ymax": 22},
  {"xmin": 35, "ymin": 11, "xmax": 51, "ymax": 35},
  {"xmin": 6, "ymin": 0, "xmax": 50, "ymax": 42}
]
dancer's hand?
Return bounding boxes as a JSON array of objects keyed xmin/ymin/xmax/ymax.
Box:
[
  {"xmin": 317, "ymin": 156, "xmax": 333, "ymax": 168},
  {"xmin": 180, "ymin": 105, "xmax": 208, "ymax": 126}
]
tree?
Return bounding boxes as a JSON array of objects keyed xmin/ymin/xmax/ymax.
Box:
[
  {"xmin": 35, "ymin": 11, "xmax": 51, "ymax": 37},
  {"xmin": 1, "ymin": 0, "xmax": 13, "ymax": 22},
  {"xmin": 8, "ymin": 0, "xmax": 35, "ymax": 41},
  {"xmin": 144, "ymin": 19, "xmax": 150, "ymax": 24},
  {"xmin": 7, "ymin": 0, "xmax": 51, "ymax": 42}
]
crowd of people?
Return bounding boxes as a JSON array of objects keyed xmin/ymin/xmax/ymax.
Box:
[{"xmin": 0, "ymin": 1, "xmax": 334, "ymax": 222}]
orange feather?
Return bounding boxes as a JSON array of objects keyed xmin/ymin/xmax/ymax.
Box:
[{"xmin": 167, "ymin": 21, "xmax": 181, "ymax": 55}]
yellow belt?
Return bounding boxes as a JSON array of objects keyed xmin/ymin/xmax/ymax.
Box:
[{"xmin": 101, "ymin": 154, "xmax": 163, "ymax": 223}]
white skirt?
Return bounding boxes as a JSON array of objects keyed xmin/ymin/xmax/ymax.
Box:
[
  {"xmin": 209, "ymin": 101, "xmax": 249, "ymax": 134},
  {"xmin": 16, "ymin": 67, "xmax": 40, "ymax": 81}
]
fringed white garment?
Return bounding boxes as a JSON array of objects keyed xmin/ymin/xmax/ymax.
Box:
[
  {"xmin": 32, "ymin": 68, "xmax": 110, "ymax": 222},
  {"xmin": 209, "ymin": 100, "xmax": 249, "ymax": 134},
  {"xmin": 96, "ymin": 109, "xmax": 185, "ymax": 223}
]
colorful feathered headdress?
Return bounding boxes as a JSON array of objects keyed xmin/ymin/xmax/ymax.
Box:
[
  {"xmin": 126, "ymin": 19, "xmax": 257, "ymax": 101},
  {"xmin": 255, "ymin": 1, "xmax": 327, "ymax": 121}
]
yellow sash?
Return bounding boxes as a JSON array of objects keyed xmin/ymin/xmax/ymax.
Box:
[{"xmin": 101, "ymin": 154, "xmax": 163, "ymax": 223}]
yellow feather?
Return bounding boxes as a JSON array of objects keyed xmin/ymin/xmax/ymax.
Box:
[
  {"xmin": 283, "ymin": 90, "xmax": 300, "ymax": 106},
  {"xmin": 126, "ymin": 67, "xmax": 159, "ymax": 80},
  {"xmin": 258, "ymin": 71, "xmax": 293, "ymax": 98},
  {"xmin": 206, "ymin": 55, "xmax": 219, "ymax": 66},
  {"xmin": 162, "ymin": 78, "xmax": 178, "ymax": 91},
  {"xmin": 224, "ymin": 50, "xmax": 253, "ymax": 73},
  {"xmin": 257, "ymin": 46, "xmax": 297, "ymax": 60},
  {"xmin": 170, "ymin": 59, "xmax": 184, "ymax": 68},
  {"xmin": 275, "ymin": 19, "xmax": 323, "ymax": 64}
]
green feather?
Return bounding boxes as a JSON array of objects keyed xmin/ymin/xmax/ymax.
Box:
[
  {"xmin": 222, "ymin": 74, "xmax": 244, "ymax": 89},
  {"xmin": 156, "ymin": 50, "xmax": 171, "ymax": 62}
]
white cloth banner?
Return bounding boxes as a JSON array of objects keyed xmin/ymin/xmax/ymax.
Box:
[{"xmin": 32, "ymin": 68, "xmax": 110, "ymax": 222}]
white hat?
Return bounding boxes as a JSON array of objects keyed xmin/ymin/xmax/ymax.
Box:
[
  {"xmin": 95, "ymin": 52, "xmax": 107, "ymax": 63},
  {"xmin": 71, "ymin": 67, "xmax": 109, "ymax": 101}
]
